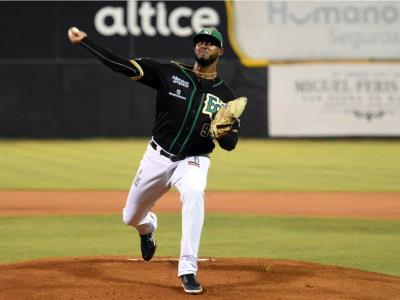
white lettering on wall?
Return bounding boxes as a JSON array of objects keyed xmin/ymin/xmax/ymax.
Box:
[
  {"xmin": 233, "ymin": 1, "xmax": 400, "ymax": 61},
  {"xmin": 156, "ymin": 2, "xmax": 170, "ymax": 36},
  {"xmin": 139, "ymin": 2, "xmax": 156, "ymax": 36},
  {"xmin": 94, "ymin": 6, "xmax": 128, "ymax": 36},
  {"xmin": 94, "ymin": 0, "xmax": 220, "ymax": 37},
  {"xmin": 169, "ymin": 7, "xmax": 192, "ymax": 36},
  {"xmin": 267, "ymin": 2, "xmax": 400, "ymax": 25},
  {"xmin": 192, "ymin": 7, "xmax": 220, "ymax": 33}
]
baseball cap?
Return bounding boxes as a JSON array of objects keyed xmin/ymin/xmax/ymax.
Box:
[{"xmin": 193, "ymin": 27, "xmax": 223, "ymax": 48}]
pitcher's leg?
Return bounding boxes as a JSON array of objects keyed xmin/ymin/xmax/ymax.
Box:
[
  {"xmin": 179, "ymin": 186, "xmax": 204, "ymax": 276},
  {"xmin": 123, "ymin": 145, "xmax": 173, "ymax": 261},
  {"xmin": 123, "ymin": 179, "xmax": 166, "ymax": 235},
  {"xmin": 123, "ymin": 145, "xmax": 171, "ymax": 234},
  {"xmin": 172, "ymin": 156, "xmax": 210, "ymax": 276}
]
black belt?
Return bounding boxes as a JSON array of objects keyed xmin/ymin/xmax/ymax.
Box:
[{"xmin": 150, "ymin": 141, "xmax": 186, "ymax": 162}]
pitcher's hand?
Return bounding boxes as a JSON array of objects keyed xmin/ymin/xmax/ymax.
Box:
[{"xmin": 68, "ymin": 27, "xmax": 87, "ymax": 44}]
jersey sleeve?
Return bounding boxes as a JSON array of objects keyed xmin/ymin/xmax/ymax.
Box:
[
  {"xmin": 216, "ymin": 130, "xmax": 238, "ymax": 151},
  {"xmin": 80, "ymin": 37, "xmax": 141, "ymax": 78},
  {"xmin": 79, "ymin": 37, "xmax": 163, "ymax": 90},
  {"xmin": 131, "ymin": 58, "xmax": 163, "ymax": 89}
]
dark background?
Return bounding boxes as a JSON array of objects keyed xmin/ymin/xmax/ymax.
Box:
[{"xmin": 0, "ymin": 1, "xmax": 267, "ymax": 138}]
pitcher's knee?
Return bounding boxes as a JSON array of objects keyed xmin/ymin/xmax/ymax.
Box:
[
  {"xmin": 122, "ymin": 214, "xmax": 133, "ymax": 226},
  {"xmin": 122, "ymin": 210, "xmax": 140, "ymax": 226}
]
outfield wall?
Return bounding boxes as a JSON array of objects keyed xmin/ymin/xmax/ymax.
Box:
[
  {"xmin": 230, "ymin": 1, "xmax": 400, "ymax": 138},
  {"xmin": 0, "ymin": 1, "xmax": 398, "ymax": 138},
  {"xmin": 0, "ymin": 1, "xmax": 267, "ymax": 138}
]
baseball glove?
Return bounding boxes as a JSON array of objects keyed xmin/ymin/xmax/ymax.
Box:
[{"xmin": 209, "ymin": 97, "xmax": 247, "ymax": 138}]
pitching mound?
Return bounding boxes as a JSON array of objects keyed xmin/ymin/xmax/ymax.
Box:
[{"xmin": 1, "ymin": 257, "xmax": 399, "ymax": 299}]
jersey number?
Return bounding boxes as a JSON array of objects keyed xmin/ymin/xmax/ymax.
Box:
[{"xmin": 200, "ymin": 123, "xmax": 211, "ymax": 137}]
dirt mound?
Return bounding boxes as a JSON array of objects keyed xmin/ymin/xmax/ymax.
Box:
[{"xmin": 1, "ymin": 257, "xmax": 399, "ymax": 299}]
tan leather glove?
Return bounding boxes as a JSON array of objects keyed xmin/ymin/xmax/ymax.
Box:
[{"xmin": 209, "ymin": 97, "xmax": 247, "ymax": 138}]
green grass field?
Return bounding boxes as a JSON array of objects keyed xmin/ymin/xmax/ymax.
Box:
[
  {"xmin": 0, "ymin": 139, "xmax": 399, "ymax": 276},
  {"xmin": 0, "ymin": 139, "xmax": 399, "ymax": 191},
  {"xmin": 1, "ymin": 214, "xmax": 399, "ymax": 275}
]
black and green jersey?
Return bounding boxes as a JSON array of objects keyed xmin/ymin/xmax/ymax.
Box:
[
  {"xmin": 135, "ymin": 58, "xmax": 236, "ymax": 156},
  {"xmin": 80, "ymin": 37, "xmax": 238, "ymax": 156}
]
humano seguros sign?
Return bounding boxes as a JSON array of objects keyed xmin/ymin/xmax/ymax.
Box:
[
  {"xmin": 231, "ymin": 1, "xmax": 400, "ymax": 65},
  {"xmin": 94, "ymin": 1, "xmax": 220, "ymax": 37}
]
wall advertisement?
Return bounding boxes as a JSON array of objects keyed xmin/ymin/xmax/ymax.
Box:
[
  {"xmin": 0, "ymin": 1, "xmax": 233, "ymax": 60},
  {"xmin": 231, "ymin": 1, "xmax": 400, "ymax": 65},
  {"xmin": 268, "ymin": 63, "xmax": 400, "ymax": 137}
]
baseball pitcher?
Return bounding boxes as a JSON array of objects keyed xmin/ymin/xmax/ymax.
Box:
[{"xmin": 68, "ymin": 26, "xmax": 246, "ymax": 294}]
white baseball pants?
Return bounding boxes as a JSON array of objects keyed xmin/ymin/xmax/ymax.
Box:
[{"xmin": 122, "ymin": 141, "xmax": 210, "ymax": 276}]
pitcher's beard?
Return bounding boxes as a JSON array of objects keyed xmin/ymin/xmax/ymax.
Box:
[{"xmin": 195, "ymin": 53, "xmax": 218, "ymax": 67}]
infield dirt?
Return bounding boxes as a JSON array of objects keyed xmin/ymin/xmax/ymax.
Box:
[
  {"xmin": 1, "ymin": 191, "xmax": 400, "ymax": 219},
  {"xmin": 1, "ymin": 256, "xmax": 400, "ymax": 299},
  {"xmin": 1, "ymin": 191, "xmax": 400, "ymax": 299}
]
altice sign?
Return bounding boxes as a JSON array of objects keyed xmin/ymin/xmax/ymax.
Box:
[
  {"xmin": 232, "ymin": 1, "xmax": 400, "ymax": 62},
  {"xmin": 94, "ymin": 0, "xmax": 220, "ymax": 37}
]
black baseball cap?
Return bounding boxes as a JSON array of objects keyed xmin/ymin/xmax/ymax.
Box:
[{"xmin": 193, "ymin": 27, "xmax": 223, "ymax": 48}]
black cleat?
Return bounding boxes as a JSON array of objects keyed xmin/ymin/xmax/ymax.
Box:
[
  {"xmin": 140, "ymin": 233, "xmax": 156, "ymax": 261},
  {"xmin": 180, "ymin": 273, "xmax": 203, "ymax": 294}
]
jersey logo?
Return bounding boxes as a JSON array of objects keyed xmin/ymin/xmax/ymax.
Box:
[
  {"xmin": 202, "ymin": 93, "xmax": 224, "ymax": 119},
  {"xmin": 169, "ymin": 89, "xmax": 186, "ymax": 100},
  {"xmin": 171, "ymin": 75, "xmax": 189, "ymax": 88}
]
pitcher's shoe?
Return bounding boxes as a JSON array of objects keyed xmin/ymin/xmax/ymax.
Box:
[
  {"xmin": 180, "ymin": 273, "xmax": 203, "ymax": 294},
  {"xmin": 140, "ymin": 233, "xmax": 156, "ymax": 261}
]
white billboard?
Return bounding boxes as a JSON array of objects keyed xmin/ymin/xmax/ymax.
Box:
[
  {"xmin": 230, "ymin": 1, "xmax": 400, "ymax": 65},
  {"xmin": 268, "ymin": 63, "xmax": 400, "ymax": 137}
]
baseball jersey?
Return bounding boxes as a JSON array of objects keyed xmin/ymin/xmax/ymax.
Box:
[
  {"xmin": 134, "ymin": 59, "xmax": 236, "ymax": 156},
  {"xmin": 79, "ymin": 36, "xmax": 238, "ymax": 157}
]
